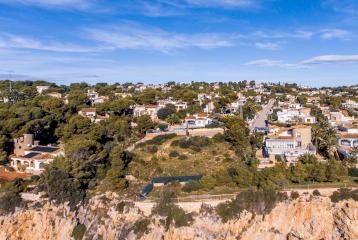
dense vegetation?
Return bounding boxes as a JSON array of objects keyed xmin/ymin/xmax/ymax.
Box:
[
  {"xmin": 151, "ymin": 187, "xmax": 193, "ymax": 229},
  {"xmin": 0, "ymin": 80, "xmax": 356, "ymax": 213},
  {"xmin": 216, "ymin": 188, "xmax": 287, "ymax": 222},
  {"xmin": 330, "ymin": 188, "xmax": 358, "ymax": 203}
]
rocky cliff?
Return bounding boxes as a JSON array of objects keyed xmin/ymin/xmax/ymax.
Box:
[{"xmin": 0, "ymin": 193, "xmax": 357, "ymax": 240}]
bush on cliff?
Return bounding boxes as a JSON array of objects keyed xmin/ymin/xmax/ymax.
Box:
[
  {"xmin": 151, "ymin": 187, "xmax": 193, "ymax": 229},
  {"xmin": 39, "ymin": 168, "xmax": 85, "ymax": 209},
  {"xmin": 72, "ymin": 224, "xmax": 86, "ymax": 240},
  {"xmin": 0, "ymin": 178, "xmax": 25, "ymax": 215},
  {"xmin": 132, "ymin": 218, "xmax": 151, "ymax": 238},
  {"xmin": 330, "ymin": 188, "xmax": 358, "ymax": 203},
  {"xmin": 216, "ymin": 188, "xmax": 287, "ymax": 223}
]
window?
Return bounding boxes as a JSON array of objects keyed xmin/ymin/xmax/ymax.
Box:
[{"xmin": 341, "ymin": 140, "xmax": 351, "ymax": 146}]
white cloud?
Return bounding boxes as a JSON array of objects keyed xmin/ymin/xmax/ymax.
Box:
[
  {"xmin": 0, "ymin": 33, "xmax": 94, "ymax": 52},
  {"xmin": 320, "ymin": 28, "xmax": 351, "ymax": 40},
  {"xmin": 252, "ymin": 30, "xmax": 313, "ymax": 40},
  {"xmin": 302, "ymin": 55, "xmax": 358, "ymax": 64},
  {"xmin": 185, "ymin": 0, "xmax": 256, "ymax": 8},
  {"xmin": 255, "ymin": 42, "xmax": 280, "ymax": 50},
  {"xmin": 247, "ymin": 54, "xmax": 358, "ymax": 68},
  {"xmin": 245, "ymin": 59, "xmax": 304, "ymax": 69},
  {"xmin": 322, "ymin": 0, "xmax": 358, "ymax": 14},
  {"xmin": 86, "ymin": 24, "xmax": 234, "ymax": 52},
  {"xmin": 0, "ymin": 0, "xmax": 92, "ymax": 9}
]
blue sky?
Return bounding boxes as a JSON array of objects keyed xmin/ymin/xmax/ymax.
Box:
[{"xmin": 0, "ymin": 0, "xmax": 358, "ymax": 86}]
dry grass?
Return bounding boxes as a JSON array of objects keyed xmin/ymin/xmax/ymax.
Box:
[{"xmin": 129, "ymin": 136, "xmax": 240, "ymax": 179}]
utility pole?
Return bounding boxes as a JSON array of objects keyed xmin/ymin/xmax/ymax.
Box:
[{"xmin": 8, "ymin": 71, "xmax": 13, "ymax": 92}]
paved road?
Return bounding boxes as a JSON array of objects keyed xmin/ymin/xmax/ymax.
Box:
[{"xmin": 250, "ymin": 99, "xmax": 275, "ymax": 131}]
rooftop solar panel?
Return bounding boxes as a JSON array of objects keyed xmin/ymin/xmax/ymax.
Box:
[
  {"xmin": 23, "ymin": 152, "xmax": 41, "ymax": 158},
  {"xmin": 30, "ymin": 146, "xmax": 59, "ymax": 153}
]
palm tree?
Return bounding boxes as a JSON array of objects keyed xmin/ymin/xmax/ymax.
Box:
[{"xmin": 312, "ymin": 120, "xmax": 337, "ymax": 158}]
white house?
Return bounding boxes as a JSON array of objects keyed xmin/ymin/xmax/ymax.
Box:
[
  {"xmin": 184, "ymin": 113, "xmax": 213, "ymax": 128},
  {"xmin": 78, "ymin": 107, "xmax": 108, "ymax": 123},
  {"xmin": 10, "ymin": 134, "xmax": 64, "ymax": 174},
  {"xmin": 133, "ymin": 105, "xmax": 160, "ymax": 120},
  {"xmin": 265, "ymin": 125, "xmax": 316, "ymax": 163},
  {"xmin": 36, "ymin": 86, "xmax": 50, "ymax": 94},
  {"xmin": 87, "ymin": 89, "xmax": 109, "ymax": 105},
  {"xmin": 79, "ymin": 107, "xmax": 96, "ymax": 120},
  {"xmin": 342, "ymin": 100, "xmax": 358, "ymax": 110},
  {"xmin": 328, "ymin": 110, "xmax": 355, "ymax": 126},
  {"xmin": 277, "ymin": 108, "xmax": 316, "ymax": 124},
  {"xmin": 337, "ymin": 123, "xmax": 358, "ymax": 160},
  {"xmin": 47, "ymin": 92, "xmax": 62, "ymax": 99},
  {"xmin": 157, "ymin": 100, "xmax": 188, "ymax": 111}
]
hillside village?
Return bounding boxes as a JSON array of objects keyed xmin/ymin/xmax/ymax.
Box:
[
  {"xmin": 1, "ymin": 80, "xmax": 356, "ymax": 176},
  {"xmin": 0, "ymin": 80, "xmax": 357, "ymax": 238}
]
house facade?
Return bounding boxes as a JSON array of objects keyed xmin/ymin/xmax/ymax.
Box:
[
  {"xmin": 10, "ymin": 134, "xmax": 64, "ymax": 174},
  {"xmin": 277, "ymin": 108, "xmax": 316, "ymax": 124},
  {"xmin": 78, "ymin": 108, "xmax": 109, "ymax": 123},
  {"xmin": 133, "ymin": 105, "xmax": 159, "ymax": 120},
  {"xmin": 342, "ymin": 100, "xmax": 358, "ymax": 110},
  {"xmin": 157, "ymin": 100, "xmax": 188, "ymax": 111},
  {"xmin": 36, "ymin": 85, "xmax": 50, "ymax": 94},
  {"xmin": 87, "ymin": 89, "xmax": 109, "ymax": 105},
  {"xmin": 328, "ymin": 110, "xmax": 355, "ymax": 126},
  {"xmin": 264, "ymin": 125, "xmax": 316, "ymax": 163},
  {"xmin": 184, "ymin": 113, "xmax": 213, "ymax": 128}
]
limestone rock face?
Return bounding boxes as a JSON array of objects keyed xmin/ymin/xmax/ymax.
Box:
[{"xmin": 0, "ymin": 195, "xmax": 357, "ymax": 240}]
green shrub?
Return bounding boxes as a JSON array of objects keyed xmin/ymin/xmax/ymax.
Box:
[
  {"xmin": 178, "ymin": 154, "xmax": 188, "ymax": 160},
  {"xmin": 312, "ymin": 189, "xmax": 321, "ymax": 196},
  {"xmin": 212, "ymin": 133, "xmax": 225, "ymax": 142},
  {"xmin": 116, "ymin": 201, "xmax": 126, "ymax": 213},
  {"xmin": 290, "ymin": 191, "xmax": 300, "ymax": 200},
  {"xmin": 152, "ymin": 188, "xmax": 193, "ymax": 229},
  {"xmin": 30, "ymin": 175, "xmax": 41, "ymax": 182},
  {"xmin": 190, "ymin": 145, "xmax": 201, "ymax": 152},
  {"xmin": 330, "ymin": 188, "xmax": 358, "ymax": 203},
  {"xmin": 182, "ymin": 180, "xmax": 201, "ymax": 193},
  {"xmin": 200, "ymin": 175, "xmax": 216, "ymax": 190},
  {"xmin": 146, "ymin": 134, "xmax": 177, "ymax": 145},
  {"xmin": 216, "ymin": 188, "xmax": 287, "ymax": 223},
  {"xmin": 38, "ymin": 168, "xmax": 85, "ymax": 209},
  {"xmin": 169, "ymin": 150, "xmax": 179, "ymax": 158},
  {"xmin": 0, "ymin": 179, "xmax": 25, "ymax": 215},
  {"xmin": 72, "ymin": 224, "xmax": 86, "ymax": 240},
  {"xmin": 147, "ymin": 145, "xmax": 158, "ymax": 153},
  {"xmin": 171, "ymin": 136, "xmax": 211, "ymax": 149},
  {"xmin": 133, "ymin": 218, "xmax": 151, "ymax": 238}
]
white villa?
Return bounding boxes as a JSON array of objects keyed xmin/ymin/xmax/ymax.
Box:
[
  {"xmin": 87, "ymin": 89, "xmax": 109, "ymax": 105},
  {"xmin": 337, "ymin": 123, "xmax": 358, "ymax": 160},
  {"xmin": 264, "ymin": 125, "xmax": 316, "ymax": 163},
  {"xmin": 36, "ymin": 85, "xmax": 50, "ymax": 94},
  {"xmin": 277, "ymin": 107, "xmax": 316, "ymax": 124},
  {"xmin": 157, "ymin": 100, "xmax": 188, "ymax": 111},
  {"xmin": 184, "ymin": 113, "xmax": 213, "ymax": 128},
  {"xmin": 328, "ymin": 110, "xmax": 355, "ymax": 126},
  {"xmin": 10, "ymin": 134, "xmax": 64, "ymax": 174},
  {"xmin": 133, "ymin": 105, "xmax": 159, "ymax": 120},
  {"xmin": 342, "ymin": 100, "xmax": 358, "ymax": 110}
]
